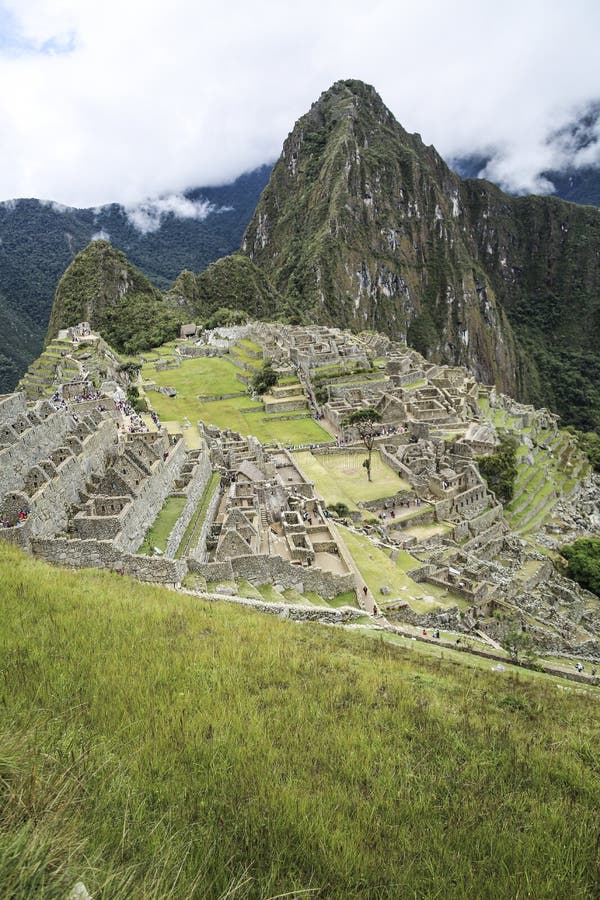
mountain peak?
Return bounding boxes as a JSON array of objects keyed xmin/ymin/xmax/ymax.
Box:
[
  {"xmin": 307, "ymin": 78, "xmax": 397, "ymax": 131},
  {"xmin": 241, "ymin": 81, "xmax": 600, "ymax": 429}
]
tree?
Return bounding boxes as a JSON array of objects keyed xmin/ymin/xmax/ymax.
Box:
[
  {"xmin": 561, "ymin": 538, "xmax": 600, "ymax": 596},
  {"xmin": 476, "ymin": 434, "xmax": 518, "ymax": 503},
  {"xmin": 503, "ymin": 621, "xmax": 536, "ymax": 662},
  {"xmin": 343, "ymin": 408, "xmax": 383, "ymax": 482},
  {"xmin": 251, "ymin": 361, "xmax": 278, "ymax": 396}
]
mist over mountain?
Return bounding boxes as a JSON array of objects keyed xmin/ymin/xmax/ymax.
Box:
[{"xmin": 452, "ymin": 104, "xmax": 600, "ymax": 207}]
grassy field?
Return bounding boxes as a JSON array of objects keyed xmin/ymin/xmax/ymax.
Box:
[
  {"xmin": 142, "ymin": 354, "xmax": 331, "ymax": 446},
  {"xmin": 0, "ymin": 543, "xmax": 599, "ymax": 898},
  {"xmin": 339, "ymin": 526, "xmax": 468, "ymax": 612},
  {"xmin": 293, "ymin": 449, "xmax": 410, "ymax": 510}
]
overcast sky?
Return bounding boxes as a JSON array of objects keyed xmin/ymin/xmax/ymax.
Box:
[{"xmin": 0, "ymin": 0, "xmax": 599, "ymax": 209}]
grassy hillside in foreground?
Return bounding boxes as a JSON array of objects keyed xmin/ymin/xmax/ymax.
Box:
[{"xmin": 0, "ymin": 543, "xmax": 599, "ymax": 898}]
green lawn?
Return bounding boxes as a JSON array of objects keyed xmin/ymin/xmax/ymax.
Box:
[
  {"xmin": 142, "ymin": 354, "xmax": 331, "ymax": 445},
  {"xmin": 339, "ymin": 526, "xmax": 466, "ymax": 613},
  {"xmin": 293, "ymin": 449, "xmax": 411, "ymax": 510},
  {"xmin": 1, "ymin": 542, "xmax": 599, "ymax": 898},
  {"xmin": 138, "ymin": 495, "xmax": 186, "ymax": 554}
]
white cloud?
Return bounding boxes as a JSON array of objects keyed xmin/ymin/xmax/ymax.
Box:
[
  {"xmin": 91, "ymin": 227, "xmax": 110, "ymax": 241},
  {"xmin": 0, "ymin": 0, "xmax": 598, "ymax": 204},
  {"xmin": 123, "ymin": 195, "xmax": 223, "ymax": 234}
]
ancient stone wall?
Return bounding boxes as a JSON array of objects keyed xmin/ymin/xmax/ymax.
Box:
[
  {"xmin": 189, "ymin": 479, "xmax": 223, "ymax": 561},
  {"xmin": 0, "ymin": 410, "xmax": 76, "ymax": 497},
  {"xmin": 31, "ymin": 537, "xmax": 186, "ymax": 583},
  {"xmin": 189, "ymin": 552, "xmax": 354, "ymax": 598},
  {"xmin": 30, "ymin": 419, "xmax": 117, "ymax": 538},
  {"xmin": 165, "ymin": 448, "xmax": 212, "ymax": 558},
  {"xmin": 181, "ymin": 587, "xmax": 361, "ymax": 624},
  {"xmin": 191, "ymin": 559, "xmax": 235, "ymax": 582},
  {"xmin": 114, "ymin": 438, "xmax": 187, "ymax": 553},
  {"xmin": 0, "ymin": 392, "xmax": 28, "ymax": 423}
]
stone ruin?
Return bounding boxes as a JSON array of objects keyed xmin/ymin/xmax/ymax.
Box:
[{"xmin": 2, "ymin": 321, "xmax": 600, "ymax": 663}]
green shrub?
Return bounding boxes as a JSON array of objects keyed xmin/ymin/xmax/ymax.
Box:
[
  {"xmin": 476, "ymin": 435, "xmax": 518, "ymax": 503},
  {"xmin": 250, "ymin": 361, "xmax": 278, "ymax": 395},
  {"xmin": 561, "ymin": 537, "xmax": 600, "ymax": 596}
]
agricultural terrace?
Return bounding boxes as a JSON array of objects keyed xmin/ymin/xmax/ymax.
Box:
[
  {"xmin": 293, "ymin": 449, "xmax": 411, "ymax": 512},
  {"xmin": 140, "ymin": 351, "xmax": 332, "ymax": 446}
]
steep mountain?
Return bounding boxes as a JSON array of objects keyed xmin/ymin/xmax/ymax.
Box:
[
  {"xmin": 168, "ymin": 254, "xmax": 285, "ymax": 323},
  {"xmin": 47, "ymin": 241, "xmax": 184, "ymax": 354},
  {"xmin": 0, "ymin": 166, "xmax": 271, "ymax": 391},
  {"xmin": 0, "ymin": 286, "xmax": 41, "ymax": 391},
  {"xmin": 242, "ymin": 80, "xmax": 600, "ymax": 429}
]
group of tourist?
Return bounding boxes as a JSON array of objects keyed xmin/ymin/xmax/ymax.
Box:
[
  {"xmin": 114, "ymin": 399, "xmax": 148, "ymax": 434},
  {"xmin": 50, "ymin": 388, "xmax": 100, "ymax": 413},
  {"xmin": 576, "ymin": 662, "xmax": 596, "ymax": 676},
  {"xmin": 0, "ymin": 508, "xmax": 29, "ymax": 528}
]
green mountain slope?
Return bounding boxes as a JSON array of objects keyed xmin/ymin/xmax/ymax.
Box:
[
  {"xmin": 242, "ymin": 80, "xmax": 600, "ymax": 428},
  {"xmin": 169, "ymin": 253, "xmax": 285, "ymax": 321},
  {"xmin": 0, "ymin": 167, "xmax": 271, "ymax": 391},
  {"xmin": 1, "ymin": 541, "xmax": 599, "ymax": 898},
  {"xmin": 47, "ymin": 241, "xmax": 184, "ymax": 353}
]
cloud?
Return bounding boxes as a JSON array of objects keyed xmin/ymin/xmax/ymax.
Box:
[
  {"xmin": 0, "ymin": 0, "xmax": 598, "ymax": 204},
  {"xmin": 123, "ymin": 194, "xmax": 230, "ymax": 234},
  {"xmin": 91, "ymin": 227, "xmax": 110, "ymax": 241}
]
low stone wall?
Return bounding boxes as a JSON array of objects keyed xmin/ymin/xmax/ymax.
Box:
[
  {"xmin": 189, "ymin": 558, "xmax": 234, "ymax": 582},
  {"xmin": 197, "ymin": 391, "xmax": 247, "ymax": 401},
  {"xmin": 189, "ymin": 552, "xmax": 354, "ymax": 599},
  {"xmin": 264, "ymin": 398, "xmax": 306, "ymax": 413},
  {"xmin": 31, "ymin": 537, "xmax": 186, "ymax": 583},
  {"xmin": 181, "ymin": 588, "xmax": 362, "ymax": 624},
  {"xmin": 382, "ymin": 623, "xmax": 600, "ymax": 685},
  {"xmin": 360, "ymin": 490, "xmax": 415, "ymax": 511},
  {"xmin": 388, "ymin": 507, "xmax": 435, "ymax": 530},
  {"xmin": 165, "ymin": 449, "xmax": 212, "ymax": 558},
  {"xmin": 0, "ymin": 519, "xmax": 32, "ymax": 549}
]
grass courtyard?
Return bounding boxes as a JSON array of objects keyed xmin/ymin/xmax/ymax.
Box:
[
  {"xmin": 293, "ymin": 449, "xmax": 411, "ymax": 511},
  {"xmin": 339, "ymin": 526, "xmax": 468, "ymax": 613},
  {"xmin": 141, "ymin": 353, "xmax": 332, "ymax": 446}
]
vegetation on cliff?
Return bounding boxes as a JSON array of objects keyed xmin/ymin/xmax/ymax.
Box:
[
  {"xmin": 169, "ymin": 253, "xmax": 286, "ymax": 324},
  {"xmin": 0, "ymin": 167, "xmax": 271, "ymax": 391},
  {"xmin": 242, "ymin": 79, "xmax": 600, "ymax": 430},
  {"xmin": 476, "ymin": 435, "xmax": 518, "ymax": 503},
  {"xmin": 561, "ymin": 538, "xmax": 600, "ymax": 597},
  {"xmin": 47, "ymin": 241, "xmax": 184, "ymax": 353},
  {"xmin": 0, "ymin": 542, "xmax": 599, "ymax": 898}
]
